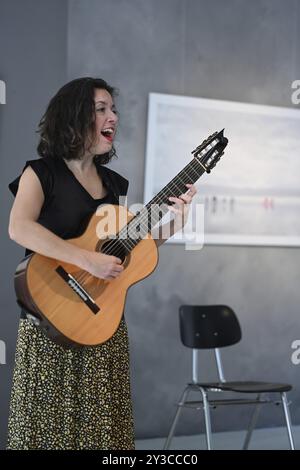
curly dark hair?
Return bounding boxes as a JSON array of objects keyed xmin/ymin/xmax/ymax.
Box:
[{"xmin": 37, "ymin": 77, "xmax": 118, "ymax": 163}]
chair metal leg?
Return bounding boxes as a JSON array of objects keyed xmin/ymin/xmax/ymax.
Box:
[
  {"xmin": 198, "ymin": 387, "xmax": 213, "ymax": 450},
  {"xmin": 242, "ymin": 394, "xmax": 262, "ymax": 450},
  {"xmin": 164, "ymin": 386, "xmax": 191, "ymax": 450},
  {"xmin": 281, "ymin": 392, "xmax": 295, "ymax": 450}
]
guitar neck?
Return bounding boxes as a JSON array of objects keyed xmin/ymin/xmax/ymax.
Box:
[
  {"xmin": 146, "ymin": 156, "xmax": 206, "ymax": 212},
  {"xmin": 118, "ymin": 156, "xmax": 206, "ymax": 251}
]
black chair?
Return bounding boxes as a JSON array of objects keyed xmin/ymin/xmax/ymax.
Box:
[{"xmin": 164, "ymin": 305, "xmax": 295, "ymax": 450}]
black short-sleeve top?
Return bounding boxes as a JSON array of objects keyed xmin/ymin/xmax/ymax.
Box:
[{"xmin": 8, "ymin": 155, "xmax": 129, "ymax": 255}]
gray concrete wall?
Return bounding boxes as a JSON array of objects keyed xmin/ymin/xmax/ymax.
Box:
[
  {"xmin": 0, "ymin": 0, "xmax": 67, "ymax": 449},
  {"xmin": 1, "ymin": 0, "xmax": 300, "ymax": 448},
  {"xmin": 67, "ymin": 0, "xmax": 300, "ymax": 439}
]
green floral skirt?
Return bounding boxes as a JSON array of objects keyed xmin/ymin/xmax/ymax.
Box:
[{"xmin": 7, "ymin": 317, "xmax": 135, "ymax": 450}]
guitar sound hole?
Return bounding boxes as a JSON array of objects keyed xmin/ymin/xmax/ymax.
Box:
[{"xmin": 100, "ymin": 240, "xmax": 127, "ymax": 264}]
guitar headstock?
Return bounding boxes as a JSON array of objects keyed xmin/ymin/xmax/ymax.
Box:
[{"xmin": 192, "ymin": 129, "xmax": 228, "ymax": 173}]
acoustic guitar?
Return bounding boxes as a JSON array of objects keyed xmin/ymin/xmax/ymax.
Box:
[{"xmin": 14, "ymin": 129, "xmax": 228, "ymax": 347}]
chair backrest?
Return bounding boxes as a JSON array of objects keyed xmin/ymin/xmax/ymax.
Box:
[{"xmin": 179, "ymin": 305, "xmax": 241, "ymax": 349}]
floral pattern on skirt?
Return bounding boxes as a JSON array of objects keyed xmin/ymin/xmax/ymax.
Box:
[{"xmin": 7, "ymin": 317, "xmax": 135, "ymax": 450}]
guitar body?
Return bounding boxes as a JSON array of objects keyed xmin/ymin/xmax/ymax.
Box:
[{"xmin": 15, "ymin": 204, "xmax": 158, "ymax": 347}]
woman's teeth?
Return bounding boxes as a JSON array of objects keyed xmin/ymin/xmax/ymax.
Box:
[
  {"xmin": 101, "ymin": 128, "xmax": 114, "ymax": 135},
  {"xmin": 101, "ymin": 128, "xmax": 114, "ymax": 142}
]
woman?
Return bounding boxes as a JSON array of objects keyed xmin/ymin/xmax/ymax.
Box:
[{"xmin": 7, "ymin": 77, "xmax": 196, "ymax": 450}]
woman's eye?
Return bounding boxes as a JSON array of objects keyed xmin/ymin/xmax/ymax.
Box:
[{"xmin": 96, "ymin": 107, "xmax": 118, "ymax": 115}]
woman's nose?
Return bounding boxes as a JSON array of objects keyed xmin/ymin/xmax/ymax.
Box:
[{"xmin": 109, "ymin": 110, "xmax": 118, "ymax": 123}]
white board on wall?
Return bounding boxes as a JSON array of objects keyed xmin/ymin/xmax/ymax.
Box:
[{"xmin": 144, "ymin": 92, "xmax": 300, "ymax": 246}]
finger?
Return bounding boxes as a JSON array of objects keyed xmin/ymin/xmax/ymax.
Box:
[
  {"xmin": 185, "ymin": 184, "xmax": 197, "ymax": 196},
  {"xmin": 185, "ymin": 183, "xmax": 196, "ymax": 189},
  {"xmin": 179, "ymin": 194, "xmax": 192, "ymax": 204},
  {"xmin": 112, "ymin": 256, "xmax": 122, "ymax": 264},
  {"xmin": 108, "ymin": 264, "xmax": 123, "ymax": 273},
  {"xmin": 168, "ymin": 206, "xmax": 181, "ymax": 214},
  {"xmin": 168, "ymin": 196, "xmax": 185, "ymax": 205},
  {"xmin": 112, "ymin": 265, "xmax": 124, "ymax": 272},
  {"xmin": 170, "ymin": 194, "xmax": 192, "ymax": 204},
  {"xmin": 107, "ymin": 270, "xmax": 121, "ymax": 279},
  {"xmin": 111, "ymin": 271, "xmax": 122, "ymax": 277}
]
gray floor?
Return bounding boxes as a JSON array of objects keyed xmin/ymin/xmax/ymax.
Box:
[{"xmin": 136, "ymin": 425, "xmax": 300, "ymax": 450}]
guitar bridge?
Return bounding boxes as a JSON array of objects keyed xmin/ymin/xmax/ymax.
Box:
[{"xmin": 55, "ymin": 265, "xmax": 100, "ymax": 314}]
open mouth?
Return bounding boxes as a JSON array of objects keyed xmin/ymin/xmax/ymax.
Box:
[{"xmin": 101, "ymin": 127, "xmax": 114, "ymax": 142}]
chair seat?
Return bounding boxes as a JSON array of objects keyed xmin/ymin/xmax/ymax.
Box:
[{"xmin": 190, "ymin": 381, "xmax": 292, "ymax": 393}]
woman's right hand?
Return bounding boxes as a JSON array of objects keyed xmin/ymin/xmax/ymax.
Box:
[{"xmin": 81, "ymin": 250, "xmax": 124, "ymax": 280}]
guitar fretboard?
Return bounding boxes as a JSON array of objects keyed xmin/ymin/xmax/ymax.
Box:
[{"xmin": 116, "ymin": 155, "xmax": 206, "ymax": 253}]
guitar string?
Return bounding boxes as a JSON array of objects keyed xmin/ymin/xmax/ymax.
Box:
[
  {"xmin": 102, "ymin": 141, "xmax": 220, "ymax": 257},
  {"xmin": 75, "ymin": 137, "xmax": 219, "ymax": 276},
  {"xmin": 73, "ymin": 148, "xmax": 217, "ymax": 287},
  {"xmin": 73, "ymin": 160, "xmax": 202, "ymax": 285},
  {"xmin": 73, "ymin": 156, "xmax": 207, "ymax": 287},
  {"xmin": 74, "ymin": 141, "xmax": 221, "ymax": 286},
  {"xmin": 73, "ymin": 146, "xmax": 218, "ymax": 286},
  {"xmin": 90, "ymin": 145, "xmax": 218, "ymax": 262}
]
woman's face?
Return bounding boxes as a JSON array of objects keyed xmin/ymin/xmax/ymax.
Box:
[{"xmin": 87, "ymin": 88, "xmax": 118, "ymax": 156}]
